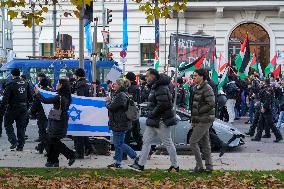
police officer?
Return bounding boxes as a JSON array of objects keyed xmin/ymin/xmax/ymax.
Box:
[
  {"xmin": 0, "ymin": 68, "xmax": 32, "ymax": 151},
  {"xmin": 73, "ymin": 68, "xmax": 94, "ymax": 159}
]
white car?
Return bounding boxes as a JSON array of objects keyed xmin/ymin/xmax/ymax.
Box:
[{"xmin": 137, "ymin": 107, "xmax": 245, "ymax": 150}]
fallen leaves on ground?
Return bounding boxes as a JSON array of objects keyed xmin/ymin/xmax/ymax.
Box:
[{"xmin": 0, "ymin": 169, "xmax": 283, "ymax": 189}]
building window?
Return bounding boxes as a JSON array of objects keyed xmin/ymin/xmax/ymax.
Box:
[
  {"xmin": 140, "ymin": 43, "xmax": 155, "ymax": 66},
  {"xmin": 41, "ymin": 43, "xmax": 53, "ymax": 56}
]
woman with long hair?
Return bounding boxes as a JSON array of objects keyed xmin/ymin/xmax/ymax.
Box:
[{"xmin": 35, "ymin": 78, "xmax": 75, "ymax": 167}]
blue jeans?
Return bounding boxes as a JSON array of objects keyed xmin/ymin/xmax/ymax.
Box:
[
  {"xmin": 276, "ymin": 111, "xmax": 284, "ymax": 129},
  {"xmin": 113, "ymin": 131, "xmax": 137, "ymax": 165},
  {"xmin": 249, "ymin": 100, "xmax": 254, "ymax": 123}
]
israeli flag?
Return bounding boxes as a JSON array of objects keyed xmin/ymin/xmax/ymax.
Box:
[{"xmin": 38, "ymin": 88, "xmax": 111, "ymax": 137}]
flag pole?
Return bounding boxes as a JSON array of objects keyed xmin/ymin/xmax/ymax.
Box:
[{"xmin": 173, "ymin": 14, "xmax": 179, "ymax": 115}]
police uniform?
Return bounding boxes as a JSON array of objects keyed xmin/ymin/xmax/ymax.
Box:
[{"xmin": 0, "ymin": 76, "xmax": 32, "ymax": 150}]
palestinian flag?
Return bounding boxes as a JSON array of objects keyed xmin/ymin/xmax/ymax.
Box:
[
  {"xmin": 258, "ymin": 61, "xmax": 264, "ymax": 79},
  {"xmin": 251, "ymin": 60, "xmax": 264, "ymax": 79},
  {"xmin": 240, "ymin": 53, "xmax": 256, "ymax": 79},
  {"xmin": 178, "ymin": 54, "xmax": 206, "ymax": 72},
  {"xmin": 154, "ymin": 49, "xmax": 160, "ymax": 70},
  {"xmin": 235, "ymin": 34, "xmax": 250, "ymax": 72},
  {"xmin": 273, "ymin": 65, "xmax": 281, "ymax": 78},
  {"xmin": 211, "ymin": 50, "xmax": 219, "ymax": 84},
  {"xmin": 218, "ymin": 53, "xmax": 227, "ymax": 74},
  {"xmin": 218, "ymin": 66, "xmax": 229, "ymax": 91},
  {"xmin": 264, "ymin": 53, "xmax": 277, "ymax": 77}
]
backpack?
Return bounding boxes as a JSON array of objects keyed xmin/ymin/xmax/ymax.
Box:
[{"xmin": 125, "ymin": 95, "xmax": 140, "ymax": 121}]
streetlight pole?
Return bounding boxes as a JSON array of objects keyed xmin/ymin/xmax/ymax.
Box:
[
  {"xmin": 173, "ymin": 14, "xmax": 179, "ymax": 115},
  {"xmin": 31, "ymin": 2, "xmax": 35, "ymax": 56},
  {"xmin": 79, "ymin": 2, "xmax": 85, "ymax": 68},
  {"xmin": 52, "ymin": 1, "xmax": 57, "ymax": 56}
]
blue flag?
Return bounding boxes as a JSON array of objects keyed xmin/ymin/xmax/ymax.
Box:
[
  {"xmin": 122, "ymin": 0, "xmax": 128, "ymax": 50},
  {"xmin": 85, "ymin": 22, "xmax": 93, "ymax": 54}
]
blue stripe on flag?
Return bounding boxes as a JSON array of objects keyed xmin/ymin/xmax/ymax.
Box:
[
  {"xmin": 68, "ymin": 124, "xmax": 110, "ymax": 132},
  {"xmin": 40, "ymin": 91, "xmax": 106, "ymax": 108}
]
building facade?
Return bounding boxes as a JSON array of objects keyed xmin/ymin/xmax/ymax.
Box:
[
  {"xmin": 0, "ymin": 8, "xmax": 13, "ymax": 64},
  {"xmin": 11, "ymin": 0, "xmax": 284, "ymax": 73}
]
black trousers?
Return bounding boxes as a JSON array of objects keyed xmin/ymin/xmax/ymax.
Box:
[
  {"xmin": 4, "ymin": 107, "xmax": 27, "ymax": 148},
  {"xmin": 37, "ymin": 118, "xmax": 48, "ymax": 141},
  {"xmin": 125, "ymin": 120, "xmax": 143, "ymax": 150},
  {"xmin": 0, "ymin": 114, "xmax": 3, "ymax": 135},
  {"xmin": 74, "ymin": 136, "xmax": 92, "ymax": 156},
  {"xmin": 248, "ymin": 109, "xmax": 261, "ymax": 135},
  {"xmin": 47, "ymin": 137, "xmax": 74, "ymax": 163},
  {"xmin": 255, "ymin": 111, "xmax": 282, "ymax": 140}
]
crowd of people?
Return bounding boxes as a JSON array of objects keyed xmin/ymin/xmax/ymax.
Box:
[{"xmin": 0, "ymin": 66, "xmax": 283, "ymax": 172}]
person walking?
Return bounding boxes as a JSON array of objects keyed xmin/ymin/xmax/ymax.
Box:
[
  {"xmin": 72, "ymin": 68, "xmax": 94, "ymax": 159},
  {"xmin": 106, "ymin": 79, "xmax": 139, "ymax": 168},
  {"xmin": 125, "ymin": 72, "xmax": 143, "ymax": 152},
  {"xmin": 276, "ymin": 79, "xmax": 284, "ymax": 129},
  {"xmin": 223, "ymin": 76, "xmax": 239, "ymax": 123},
  {"xmin": 30, "ymin": 77, "xmax": 52, "ymax": 154},
  {"xmin": 252, "ymin": 79, "xmax": 283, "ymax": 142},
  {"xmin": 0, "ymin": 68, "xmax": 32, "ymax": 151},
  {"xmin": 189, "ymin": 68, "xmax": 215, "ymax": 172},
  {"xmin": 129, "ymin": 68, "xmax": 178, "ymax": 172},
  {"xmin": 34, "ymin": 78, "xmax": 75, "ymax": 167}
]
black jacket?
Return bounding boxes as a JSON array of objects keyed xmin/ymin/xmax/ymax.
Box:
[
  {"xmin": 259, "ymin": 87, "xmax": 273, "ymax": 112},
  {"xmin": 73, "ymin": 78, "xmax": 92, "ymax": 97},
  {"xmin": 127, "ymin": 82, "xmax": 141, "ymax": 104},
  {"xmin": 146, "ymin": 74, "xmax": 176, "ymax": 128},
  {"xmin": 106, "ymin": 88, "xmax": 131, "ymax": 132},
  {"xmin": 30, "ymin": 86, "xmax": 51, "ymax": 120},
  {"xmin": 140, "ymin": 83, "xmax": 150, "ymax": 103},
  {"xmin": 37, "ymin": 94, "xmax": 71, "ymax": 138},
  {"xmin": 224, "ymin": 81, "xmax": 238, "ymax": 99},
  {"xmin": 0, "ymin": 77, "xmax": 32, "ymax": 114}
]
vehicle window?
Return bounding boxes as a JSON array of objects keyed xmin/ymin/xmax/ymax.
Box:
[
  {"xmin": 96, "ymin": 67, "xmax": 111, "ymax": 83},
  {"xmin": 59, "ymin": 67, "xmax": 76, "ymax": 78},
  {"xmin": 29, "ymin": 67, "xmax": 54, "ymax": 85}
]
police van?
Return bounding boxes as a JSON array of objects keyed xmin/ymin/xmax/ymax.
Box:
[{"xmin": 0, "ymin": 59, "xmax": 117, "ymax": 91}]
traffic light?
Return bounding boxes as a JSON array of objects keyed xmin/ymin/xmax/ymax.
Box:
[{"xmin": 106, "ymin": 9, "xmax": 112, "ymax": 25}]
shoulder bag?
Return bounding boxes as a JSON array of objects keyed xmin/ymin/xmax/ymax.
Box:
[{"xmin": 48, "ymin": 96, "xmax": 62, "ymax": 121}]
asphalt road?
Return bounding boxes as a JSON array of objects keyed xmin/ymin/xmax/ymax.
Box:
[{"xmin": 0, "ymin": 118, "xmax": 284, "ymax": 170}]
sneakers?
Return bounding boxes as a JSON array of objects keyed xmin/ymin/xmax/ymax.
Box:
[
  {"xmin": 45, "ymin": 162, "xmax": 59, "ymax": 168},
  {"xmin": 262, "ymin": 135, "xmax": 271, "ymax": 138},
  {"xmin": 167, "ymin": 166, "xmax": 179, "ymax": 173},
  {"xmin": 274, "ymin": 137, "xmax": 283, "ymax": 143},
  {"xmin": 128, "ymin": 163, "xmax": 144, "ymax": 172},
  {"xmin": 68, "ymin": 158, "xmax": 76, "ymax": 166},
  {"xmin": 10, "ymin": 144, "xmax": 17, "ymax": 150},
  {"xmin": 16, "ymin": 147, "xmax": 23, "ymax": 151},
  {"xmin": 107, "ymin": 163, "xmax": 122, "ymax": 169}
]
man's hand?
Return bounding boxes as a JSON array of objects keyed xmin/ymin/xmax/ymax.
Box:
[
  {"xmin": 105, "ymin": 96, "xmax": 111, "ymax": 101},
  {"xmin": 34, "ymin": 87, "xmax": 39, "ymax": 94}
]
